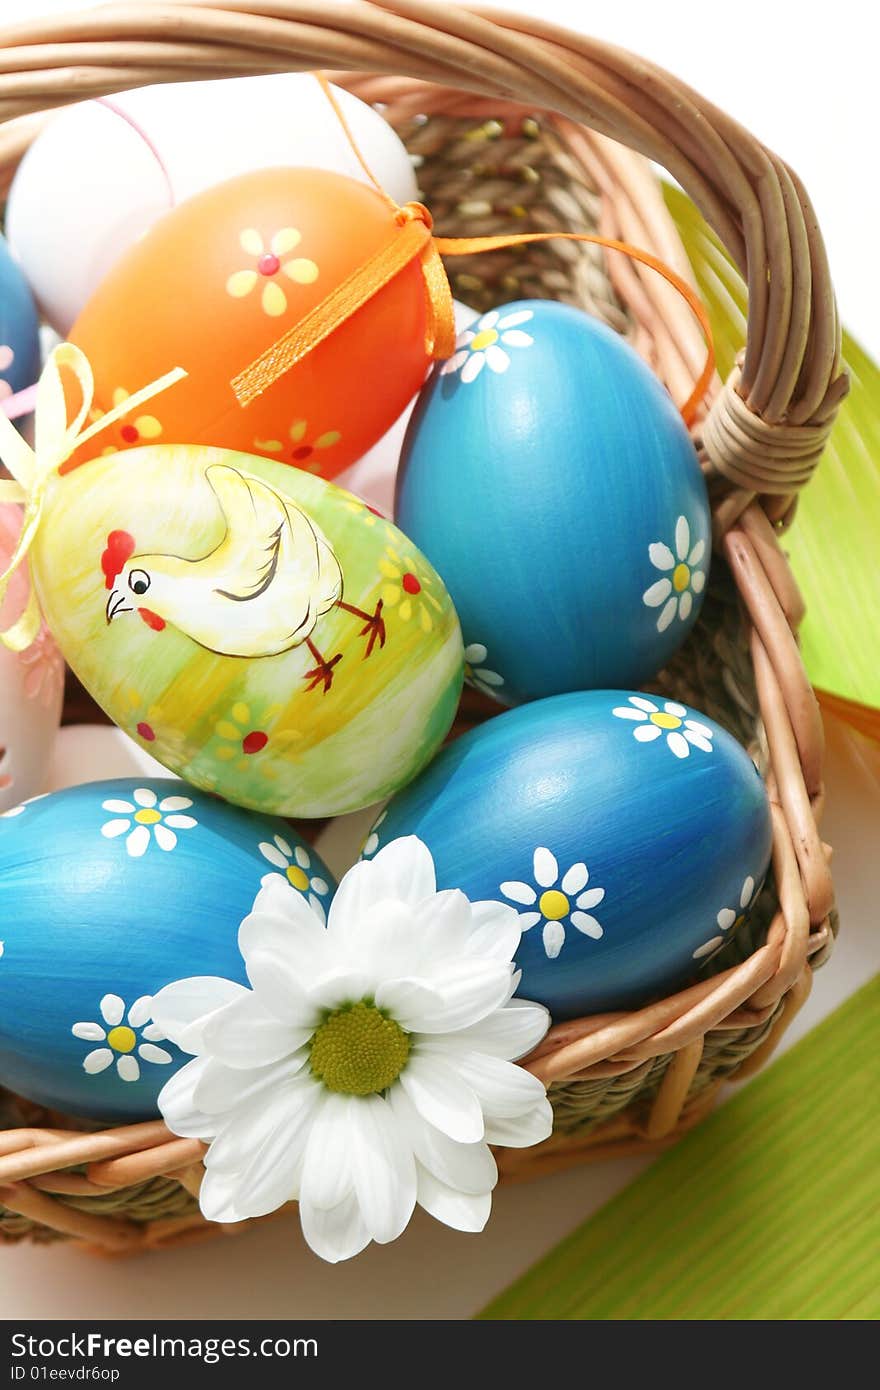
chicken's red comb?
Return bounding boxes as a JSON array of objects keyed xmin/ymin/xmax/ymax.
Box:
[{"xmin": 101, "ymin": 530, "xmax": 135, "ymax": 590}]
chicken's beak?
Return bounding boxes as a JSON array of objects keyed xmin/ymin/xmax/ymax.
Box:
[{"xmin": 106, "ymin": 589, "xmax": 130, "ymax": 624}]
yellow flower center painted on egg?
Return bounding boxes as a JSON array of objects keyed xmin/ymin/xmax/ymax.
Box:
[
  {"xmin": 469, "ymin": 327, "xmax": 499, "ymax": 352},
  {"xmin": 538, "ymin": 889, "xmax": 570, "ymax": 921},
  {"xmin": 286, "ymin": 865, "xmax": 310, "ymax": 892},
  {"xmin": 673, "ymin": 562, "xmax": 691, "ymax": 593},
  {"xmin": 134, "ymin": 808, "xmax": 162, "ymax": 824},
  {"xmin": 650, "ymin": 711, "xmax": 683, "ymax": 729},
  {"xmin": 107, "ymin": 1026, "xmax": 137, "ymax": 1054},
  {"xmin": 309, "ymin": 1001, "xmax": 411, "ymax": 1095}
]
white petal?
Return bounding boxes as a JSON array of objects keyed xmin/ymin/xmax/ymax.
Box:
[
  {"xmin": 440, "ymin": 348, "xmax": 468, "ymax": 376},
  {"xmin": 138, "ymin": 1043, "xmax": 173, "ymax": 1065},
  {"xmin": 126, "ymin": 995, "xmax": 153, "ymax": 1027},
  {"xmin": 274, "ymin": 834, "xmax": 293, "ymax": 856},
  {"xmin": 483, "ymin": 1098, "xmax": 553, "ymax": 1148},
  {"xmin": 102, "ymin": 799, "xmax": 134, "ymax": 814},
  {"xmin": 194, "ymin": 1054, "xmax": 309, "ymax": 1115},
  {"xmin": 542, "ymin": 920, "xmax": 565, "ymax": 958},
  {"xmin": 239, "ymin": 878, "xmax": 330, "ymax": 982},
  {"xmin": 100, "ymin": 993, "xmax": 125, "ymax": 1026},
  {"xmin": 657, "ymin": 597, "xmax": 678, "ymax": 632},
  {"xmin": 678, "ymin": 590, "xmax": 693, "ymax": 622},
  {"xmin": 684, "ymin": 730, "xmax": 713, "ymax": 753},
  {"xmin": 634, "ymin": 724, "xmax": 663, "ymax": 742},
  {"xmin": 576, "ymin": 886, "xmax": 605, "ymax": 910},
  {"xmin": 72, "ymin": 1022, "xmax": 105, "ymax": 1042},
  {"xmin": 389, "ymin": 1087, "xmax": 497, "ymax": 1194},
  {"xmin": 376, "ymin": 959, "xmax": 513, "ymax": 1033},
  {"xmin": 206, "ymin": 1076, "xmax": 316, "ymax": 1174},
  {"xmin": 533, "ymin": 847, "xmax": 558, "ymax": 888},
  {"xmin": 300, "ymin": 1093, "xmax": 354, "ymax": 1211},
  {"xmin": 500, "ymin": 881, "xmax": 537, "ymax": 907},
  {"xmin": 467, "ymin": 900, "xmax": 524, "ymax": 960},
  {"xmin": 416, "ymin": 1166, "xmax": 492, "ymax": 1232},
  {"xmin": 665, "ymin": 701, "xmax": 687, "ymax": 716},
  {"xmin": 684, "ymin": 718, "xmax": 713, "ymax": 738},
  {"xmin": 675, "ymin": 515, "xmax": 691, "ymax": 560},
  {"xmin": 158, "ymin": 795, "xmax": 193, "ymax": 812},
  {"xmin": 517, "ymin": 911, "xmax": 542, "ymax": 931},
  {"xmin": 201, "ymin": 991, "xmax": 313, "ymax": 1068},
  {"xmin": 693, "ymin": 936, "xmax": 723, "ymax": 960},
  {"xmin": 349, "ymin": 1094, "xmax": 416, "ymax": 1244},
  {"xmin": 497, "ymin": 308, "xmax": 532, "ymax": 328},
  {"xmin": 648, "ymin": 542, "xmax": 675, "ymax": 571},
  {"xmin": 691, "ymin": 569, "xmax": 706, "ymax": 593},
  {"xmin": 460, "ymin": 351, "xmax": 484, "ymax": 384},
  {"xmin": 153, "ymin": 823, "xmax": 177, "ymax": 852},
  {"xmin": 308, "ymin": 969, "xmax": 373, "ymax": 1013},
  {"xmin": 292, "ymin": 844, "xmax": 309, "ymax": 869},
  {"xmin": 246, "ymin": 947, "xmax": 322, "ymax": 1028},
  {"xmin": 83, "ymin": 1048, "xmax": 113, "ymax": 1074},
  {"xmin": 570, "ymin": 911, "xmax": 603, "ymax": 939},
  {"xmin": 133, "ymin": 787, "xmax": 157, "ymax": 808},
  {"xmin": 299, "ymin": 1192, "xmax": 371, "ymax": 1264},
  {"xmin": 163, "ymin": 814, "xmax": 196, "ymax": 831},
  {"xmin": 117, "ymin": 1054, "xmax": 139, "ymax": 1082},
  {"xmin": 101, "ymin": 818, "xmax": 130, "ymax": 839},
  {"xmin": 464, "ymin": 642, "xmax": 488, "ymax": 663},
  {"xmin": 667, "ymin": 731, "xmax": 690, "ymax": 758},
  {"xmin": 307, "ymin": 894, "xmax": 327, "ymax": 923},
  {"xmin": 560, "ymin": 863, "xmax": 588, "ymax": 895},
  {"xmin": 499, "ymin": 329, "xmax": 533, "ymax": 347},
  {"xmin": 474, "ymin": 668, "xmax": 503, "ymax": 686},
  {"xmin": 141, "ymin": 1022, "xmax": 165, "ymax": 1041},
  {"xmin": 453, "ymin": 1051, "xmax": 550, "ymax": 1123},
  {"xmin": 717, "ymin": 907, "xmax": 737, "ymax": 931},
  {"xmin": 399, "ymin": 1053, "xmax": 483, "ymax": 1144},
  {"xmin": 741, "ymin": 876, "xmax": 756, "ymax": 908},
  {"xmin": 126, "ymin": 824, "xmax": 151, "ymax": 858},
  {"xmin": 642, "ymin": 578, "xmax": 673, "ymax": 608},
  {"xmin": 330, "ymin": 836, "xmax": 435, "ymax": 937},
  {"xmin": 151, "ymin": 977, "xmax": 250, "ymax": 1054},
  {"xmin": 630, "ymin": 696, "xmax": 659, "ymax": 713},
  {"xmin": 158, "ymin": 1057, "xmax": 218, "ymax": 1139},
  {"xmin": 219, "ymin": 1091, "xmax": 319, "ymax": 1220},
  {"xmin": 688, "ymin": 538, "xmax": 706, "ymax": 566},
  {"xmin": 480, "ymin": 310, "xmax": 499, "ymax": 329},
  {"xmin": 260, "ymin": 841, "xmax": 288, "ymax": 869},
  {"xmin": 310, "ymin": 877, "xmax": 329, "ymax": 896},
  {"xmin": 198, "ymin": 1168, "xmax": 248, "ymax": 1224},
  {"xmin": 613, "ymin": 706, "xmax": 647, "ymax": 722}
]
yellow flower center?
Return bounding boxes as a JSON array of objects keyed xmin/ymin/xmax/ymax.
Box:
[
  {"xmin": 650, "ymin": 712, "xmax": 682, "ymax": 729},
  {"xmin": 539, "ymin": 889, "xmax": 570, "ymax": 921},
  {"xmin": 107, "ymin": 1026, "xmax": 136, "ymax": 1054},
  {"xmin": 286, "ymin": 865, "xmax": 310, "ymax": 892},
  {"xmin": 673, "ymin": 562, "xmax": 691, "ymax": 592},
  {"xmin": 309, "ymin": 1002, "xmax": 410, "ymax": 1096},
  {"xmin": 469, "ymin": 327, "xmax": 499, "ymax": 351},
  {"xmin": 134, "ymin": 808, "xmax": 162, "ymax": 824}
]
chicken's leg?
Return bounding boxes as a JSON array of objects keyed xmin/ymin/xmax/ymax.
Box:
[
  {"xmin": 337, "ymin": 598, "xmax": 386, "ymax": 658},
  {"xmin": 303, "ymin": 638, "xmax": 342, "ymax": 694}
]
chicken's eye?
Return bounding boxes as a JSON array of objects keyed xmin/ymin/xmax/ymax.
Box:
[{"xmin": 128, "ymin": 569, "xmax": 151, "ymax": 597}]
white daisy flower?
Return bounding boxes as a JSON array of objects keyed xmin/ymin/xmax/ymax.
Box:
[
  {"xmin": 612, "ymin": 696, "xmax": 714, "ymax": 760},
  {"xmin": 72, "ymin": 993, "xmax": 173, "ymax": 1083},
  {"xmin": 500, "ymin": 847, "xmax": 605, "ymax": 960},
  {"xmin": 100, "ymin": 788, "xmax": 197, "ymax": 857},
  {"xmin": 642, "ymin": 515, "xmax": 707, "ymax": 632},
  {"xmin": 361, "ymin": 809, "xmax": 387, "ymax": 858},
  {"xmin": 464, "ymin": 642, "xmax": 505, "ymax": 698},
  {"xmin": 440, "ymin": 308, "xmax": 534, "ymax": 385},
  {"xmin": 693, "ymin": 875, "xmax": 758, "ymax": 960},
  {"xmin": 258, "ymin": 834, "xmax": 330, "ymax": 923},
  {"xmin": 153, "ymin": 837, "xmax": 552, "ymax": 1264}
]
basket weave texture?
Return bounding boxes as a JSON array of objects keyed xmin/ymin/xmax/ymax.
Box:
[{"xmin": 0, "ymin": 0, "xmax": 845, "ymax": 1251}]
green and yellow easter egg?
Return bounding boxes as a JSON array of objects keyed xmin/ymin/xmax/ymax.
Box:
[{"xmin": 30, "ymin": 445, "xmax": 463, "ymax": 816}]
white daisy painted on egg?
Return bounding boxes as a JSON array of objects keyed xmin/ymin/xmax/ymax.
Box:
[
  {"xmin": 693, "ymin": 875, "xmax": 759, "ymax": 960},
  {"xmin": 612, "ymin": 696, "xmax": 714, "ymax": 760},
  {"xmin": 500, "ymin": 848, "xmax": 606, "ymax": 960},
  {"xmin": 440, "ymin": 308, "xmax": 534, "ymax": 385},
  {"xmin": 259, "ymin": 835, "xmax": 330, "ymax": 923},
  {"xmin": 72, "ymin": 993, "xmax": 173, "ymax": 1083},
  {"xmin": 643, "ymin": 515, "xmax": 707, "ymax": 632},
  {"xmin": 100, "ymin": 788, "xmax": 197, "ymax": 857},
  {"xmin": 464, "ymin": 642, "xmax": 505, "ymax": 698},
  {"xmin": 361, "ymin": 809, "xmax": 387, "ymax": 858}
]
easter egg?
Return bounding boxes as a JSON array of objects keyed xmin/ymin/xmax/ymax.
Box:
[
  {"xmin": 364, "ymin": 690, "xmax": 773, "ymax": 1019},
  {"xmin": 0, "ymin": 506, "xmax": 65, "ymax": 812},
  {"xmin": 7, "ymin": 74, "xmax": 418, "ymax": 335},
  {"xmin": 396, "ymin": 300, "xmax": 711, "ymax": 704},
  {"xmin": 46, "ymin": 724, "xmax": 176, "ymax": 792},
  {"xmin": 0, "ymin": 234, "xmax": 40, "ymax": 404},
  {"xmin": 69, "ymin": 167, "xmax": 430, "ymax": 478},
  {"xmin": 29, "ymin": 444, "xmax": 463, "ymax": 817},
  {"xmin": 0, "ymin": 779, "xmax": 335, "ymax": 1120}
]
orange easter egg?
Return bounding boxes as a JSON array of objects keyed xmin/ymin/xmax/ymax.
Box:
[{"xmin": 68, "ymin": 168, "xmax": 430, "ymax": 478}]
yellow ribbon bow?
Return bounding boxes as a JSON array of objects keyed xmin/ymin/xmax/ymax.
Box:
[{"xmin": 0, "ymin": 343, "xmax": 186, "ymax": 651}]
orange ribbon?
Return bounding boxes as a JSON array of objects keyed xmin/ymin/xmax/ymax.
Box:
[{"xmin": 231, "ymin": 75, "xmax": 715, "ymax": 429}]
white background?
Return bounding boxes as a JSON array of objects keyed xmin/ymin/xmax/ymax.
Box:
[{"xmin": 1, "ymin": 0, "xmax": 878, "ymax": 1320}]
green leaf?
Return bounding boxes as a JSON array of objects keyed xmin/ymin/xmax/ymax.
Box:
[{"xmin": 664, "ymin": 184, "xmax": 880, "ymax": 720}]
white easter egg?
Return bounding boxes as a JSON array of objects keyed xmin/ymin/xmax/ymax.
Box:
[{"xmin": 8, "ymin": 74, "xmax": 418, "ymax": 334}]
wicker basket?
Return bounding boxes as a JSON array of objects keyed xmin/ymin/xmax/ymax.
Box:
[{"xmin": 0, "ymin": 1, "xmax": 844, "ymax": 1252}]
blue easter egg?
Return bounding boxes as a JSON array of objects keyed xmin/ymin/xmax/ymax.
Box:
[
  {"xmin": 0, "ymin": 779, "xmax": 335, "ymax": 1120},
  {"xmin": 0, "ymin": 233, "xmax": 40, "ymax": 398},
  {"xmin": 364, "ymin": 691, "xmax": 772, "ymax": 1019},
  {"xmin": 396, "ymin": 301, "xmax": 711, "ymax": 704}
]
